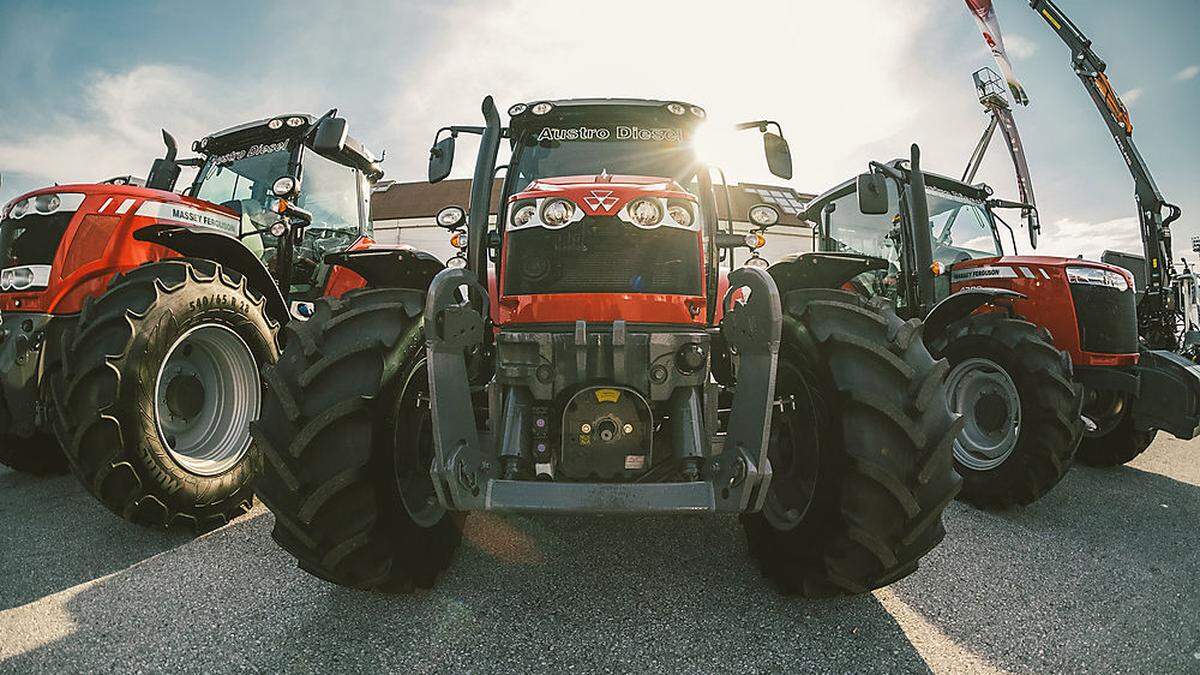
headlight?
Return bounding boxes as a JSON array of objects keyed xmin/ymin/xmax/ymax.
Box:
[
  {"xmin": 666, "ymin": 103, "xmax": 686, "ymax": 116},
  {"xmin": 268, "ymin": 119, "xmax": 284, "ymax": 130},
  {"xmin": 272, "ymin": 176, "xmax": 297, "ymax": 197},
  {"xmin": 9, "ymin": 199, "xmax": 29, "ymax": 219},
  {"xmin": 689, "ymin": 106, "xmax": 706, "ymax": 118},
  {"xmin": 436, "ymin": 205, "xmax": 467, "ymax": 229},
  {"xmin": 627, "ymin": 199, "xmax": 663, "ymax": 227},
  {"xmin": 531, "ymin": 102, "xmax": 554, "ymax": 115},
  {"xmin": 749, "ymin": 203, "xmax": 780, "ymax": 227},
  {"xmin": 286, "ymin": 116, "xmax": 305, "ymax": 127},
  {"xmin": 269, "ymin": 221, "xmax": 288, "ymax": 238},
  {"xmin": 1066, "ymin": 266, "xmax": 1130, "ymax": 292},
  {"xmin": 34, "ymin": 194, "xmax": 60, "ymax": 214},
  {"xmin": 511, "ymin": 203, "xmax": 537, "ymax": 227},
  {"xmin": 508, "ymin": 103, "xmax": 528, "ymax": 116},
  {"xmin": 540, "ymin": 199, "xmax": 575, "ymax": 227},
  {"xmin": 666, "ymin": 201, "xmax": 693, "ymax": 227}
]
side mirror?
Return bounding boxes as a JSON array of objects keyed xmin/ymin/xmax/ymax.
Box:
[
  {"xmin": 312, "ymin": 116, "xmax": 348, "ymax": 156},
  {"xmin": 856, "ymin": 173, "xmax": 890, "ymax": 215},
  {"xmin": 763, "ymin": 132, "xmax": 793, "ymax": 180},
  {"xmin": 429, "ymin": 136, "xmax": 455, "ymax": 184},
  {"xmin": 1028, "ymin": 208, "xmax": 1040, "ymax": 248}
]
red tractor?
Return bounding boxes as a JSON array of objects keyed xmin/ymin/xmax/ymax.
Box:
[
  {"xmin": 0, "ymin": 111, "xmax": 404, "ymax": 529},
  {"xmin": 253, "ymin": 97, "xmax": 963, "ymax": 596}
]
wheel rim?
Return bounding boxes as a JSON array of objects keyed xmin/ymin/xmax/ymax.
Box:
[
  {"xmin": 154, "ymin": 324, "xmax": 259, "ymax": 476},
  {"xmin": 394, "ymin": 362, "xmax": 445, "ymax": 528},
  {"xmin": 762, "ymin": 361, "xmax": 822, "ymax": 531},
  {"xmin": 947, "ymin": 357, "xmax": 1021, "ymax": 471}
]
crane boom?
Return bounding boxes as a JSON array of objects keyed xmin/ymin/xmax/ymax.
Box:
[{"xmin": 1030, "ymin": 0, "xmax": 1183, "ymax": 349}]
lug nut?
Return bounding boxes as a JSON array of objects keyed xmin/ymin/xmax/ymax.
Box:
[
  {"xmin": 580, "ymin": 423, "xmax": 592, "ymax": 434},
  {"xmin": 623, "ymin": 423, "xmax": 633, "ymax": 434}
]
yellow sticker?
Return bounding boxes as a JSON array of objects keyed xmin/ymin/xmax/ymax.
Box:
[
  {"xmin": 579, "ymin": 435, "xmax": 591, "ymax": 446},
  {"xmin": 595, "ymin": 389, "xmax": 621, "ymax": 403}
]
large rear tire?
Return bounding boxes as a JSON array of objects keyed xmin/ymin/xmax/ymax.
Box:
[
  {"xmin": 1076, "ymin": 390, "xmax": 1157, "ymax": 466},
  {"xmin": 59, "ymin": 259, "xmax": 278, "ymax": 530},
  {"xmin": 252, "ymin": 288, "xmax": 465, "ymax": 592},
  {"xmin": 937, "ymin": 314, "xmax": 1083, "ymax": 508},
  {"xmin": 741, "ymin": 289, "xmax": 962, "ymax": 597}
]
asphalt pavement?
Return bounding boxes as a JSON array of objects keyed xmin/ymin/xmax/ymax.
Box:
[{"xmin": 1, "ymin": 435, "xmax": 1197, "ymax": 674}]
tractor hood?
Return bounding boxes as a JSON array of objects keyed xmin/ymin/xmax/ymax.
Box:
[{"xmin": 951, "ymin": 255, "xmax": 1135, "ymax": 288}]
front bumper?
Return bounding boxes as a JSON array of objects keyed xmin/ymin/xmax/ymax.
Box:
[
  {"xmin": 0, "ymin": 311, "xmax": 52, "ymax": 437},
  {"xmin": 1077, "ymin": 349, "xmax": 1200, "ymax": 441}
]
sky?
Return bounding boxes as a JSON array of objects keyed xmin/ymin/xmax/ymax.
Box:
[{"xmin": 0, "ymin": 0, "xmax": 1197, "ymax": 264}]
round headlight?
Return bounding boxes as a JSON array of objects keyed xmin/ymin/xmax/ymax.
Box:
[
  {"xmin": 531, "ymin": 102, "xmax": 554, "ymax": 115},
  {"xmin": 34, "ymin": 194, "xmax": 60, "ymax": 214},
  {"xmin": 541, "ymin": 199, "xmax": 575, "ymax": 227},
  {"xmin": 749, "ymin": 204, "xmax": 780, "ymax": 227},
  {"xmin": 436, "ymin": 205, "xmax": 467, "ymax": 229},
  {"xmin": 286, "ymin": 116, "xmax": 305, "ymax": 127},
  {"xmin": 666, "ymin": 202, "xmax": 693, "ymax": 227},
  {"xmin": 9, "ymin": 267, "xmax": 34, "ymax": 289},
  {"xmin": 268, "ymin": 119, "xmax": 284, "ymax": 130},
  {"xmin": 744, "ymin": 232, "xmax": 766, "ymax": 249},
  {"xmin": 508, "ymin": 103, "xmax": 529, "ymax": 116},
  {"xmin": 272, "ymin": 176, "xmax": 297, "ymax": 197},
  {"xmin": 270, "ymin": 221, "xmax": 288, "ymax": 238},
  {"xmin": 447, "ymin": 255, "xmax": 468, "ymax": 269},
  {"xmin": 689, "ymin": 106, "xmax": 706, "ymax": 118},
  {"xmin": 627, "ymin": 199, "xmax": 663, "ymax": 227},
  {"xmin": 9, "ymin": 199, "xmax": 29, "ymax": 219},
  {"xmin": 744, "ymin": 255, "xmax": 770, "ymax": 269},
  {"xmin": 511, "ymin": 203, "xmax": 537, "ymax": 227},
  {"xmin": 666, "ymin": 103, "xmax": 686, "ymax": 116}
]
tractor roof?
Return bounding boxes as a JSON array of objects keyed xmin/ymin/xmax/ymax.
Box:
[
  {"xmin": 801, "ymin": 163, "xmax": 990, "ymax": 223},
  {"xmin": 197, "ymin": 114, "xmax": 383, "ymax": 179},
  {"xmin": 508, "ymin": 98, "xmax": 707, "ymax": 137}
]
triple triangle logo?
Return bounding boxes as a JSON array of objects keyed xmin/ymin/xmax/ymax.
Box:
[{"xmin": 583, "ymin": 189, "xmax": 619, "ymax": 213}]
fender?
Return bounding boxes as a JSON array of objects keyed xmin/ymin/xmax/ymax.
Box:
[
  {"xmin": 133, "ymin": 224, "xmax": 290, "ymax": 325},
  {"xmin": 768, "ymin": 252, "xmax": 889, "ymax": 294},
  {"xmin": 324, "ymin": 247, "xmax": 446, "ymax": 292},
  {"xmin": 923, "ymin": 287, "xmax": 1025, "ymax": 354}
]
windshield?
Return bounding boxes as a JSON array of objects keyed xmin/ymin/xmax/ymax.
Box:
[
  {"xmin": 510, "ymin": 125, "xmax": 699, "ymax": 194},
  {"xmin": 928, "ymin": 189, "xmax": 1002, "ymax": 264},
  {"xmin": 193, "ymin": 142, "xmax": 292, "ymax": 236}
]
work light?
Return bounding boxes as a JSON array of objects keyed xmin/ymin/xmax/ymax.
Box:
[
  {"xmin": 667, "ymin": 201, "xmax": 693, "ymax": 227},
  {"xmin": 541, "ymin": 199, "xmax": 575, "ymax": 227},
  {"xmin": 627, "ymin": 199, "xmax": 663, "ymax": 227},
  {"xmin": 749, "ymin": 204, "xmax": 780, "ymax": 227}
]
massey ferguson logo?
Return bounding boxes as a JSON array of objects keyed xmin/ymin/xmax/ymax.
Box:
[{"xmin": 583, "ymin": 190, "xmax": 619, "ymax": 213}]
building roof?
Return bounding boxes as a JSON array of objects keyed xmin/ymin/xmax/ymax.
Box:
[{"xmin": 371, "ymin": 179, "xmax": 812, "ymax": 227}]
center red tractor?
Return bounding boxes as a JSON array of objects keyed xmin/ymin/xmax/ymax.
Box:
[
  {"xmin": 0, "ymin": 111, "xmax": 403, "ymax": 529},
  {"xmin": 253, "ymin": 97, "xmax": 963, "ymax": 596}
]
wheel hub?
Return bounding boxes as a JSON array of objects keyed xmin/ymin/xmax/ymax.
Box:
[
  {"xmin": 947, "ymin": 357, "xmax": 1022, "ymax": 471},
  {"xmin": 165, "ymin": 372, "xmax": 206, "ymax": 421}
]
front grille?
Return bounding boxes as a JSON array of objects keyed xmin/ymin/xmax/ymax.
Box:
[
  {"xmin": 504, "ymin": 217, "xmax": 701, "ymax": 296},
  {"xmin": 0, "ymin": 212, "xmax": 73, "ymax": 272},
  {"xmin": 1070, "ymin": 283, "xmax": 1139, "ymax": 353}
]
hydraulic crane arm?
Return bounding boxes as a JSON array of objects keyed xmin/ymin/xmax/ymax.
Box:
[{"xmin": 1031, "ymin": 0, "xmax": 1183, "ymax": 348}]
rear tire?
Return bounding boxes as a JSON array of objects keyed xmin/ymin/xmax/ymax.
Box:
[
  {"xmin": 1076, "ymin": 390, "xmax": 1157, "ymax": 466},
  {"xmin": 937, "ymin": 314, "xmax": 1083, "ymax": 508},
  {"xmin": 252, "ymin": 288, "xmax": 465, "ymax": 592},
  {"xmin": 59, "ymin": 259, "xmax": 277, "ymax": 530},
  {"xmin": 741, "ymin": 289, "xmax": 962, "ymax": 597}
]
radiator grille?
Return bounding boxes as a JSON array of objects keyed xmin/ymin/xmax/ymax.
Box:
[
  {"xmin": 1071, "ymin": 283, "xmax": 1139, "ymax": 354},
  {"xmin": 504, "ymin": 217, "xmax": 702, "ymax": 296},
  {"xmin": 0, "ymin": 212, "xmax": 73, "ymax": 272}
]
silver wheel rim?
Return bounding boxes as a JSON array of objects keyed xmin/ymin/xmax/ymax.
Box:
[
  {"xmin": 947, "ymin": 357, "xmax": 1021, "ymax": 471},
  {"xmin": 154, "ymin": 324, "xmax": 259, "ymax": 476}
]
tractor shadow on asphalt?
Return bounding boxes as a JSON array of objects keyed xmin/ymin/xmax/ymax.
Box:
[
  {"xmin": 890, "ymin": 454, "xmax": 1200, "ymax": 673},
  {"xmin": 0, "ymin": 466, "xmax": 192, "ymax": 612},
  {"xmin": 4, "ymin": 454, "xmax": 1199, "ymax": 672}
]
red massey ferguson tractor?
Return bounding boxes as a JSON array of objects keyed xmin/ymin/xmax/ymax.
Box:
[
  {"xmin": 0, "ymin": 111, "xmax": 414, "ymax": 529},
  {"xmin": 252, "ymin": 97, "xmax": 963, "ymax": 596}
]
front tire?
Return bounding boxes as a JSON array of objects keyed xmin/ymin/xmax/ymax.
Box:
[
  {"xmin": 936, "ymin": 314, "xmax": 1083, "ymax": 508},
  {"xmin": 1076, "ymin": 390, "xmax": 1157, "ymax": 466},
  {"xmin": 252, "ymin": 288, "xmax": 465, "ymax": 592},
  {"xmin": 59, "ymin": 259, "xmax": 278, "ymax": 530},
  {"xmin": 741, "ymin": 290, "xmax": 962, "ymax": 597}
]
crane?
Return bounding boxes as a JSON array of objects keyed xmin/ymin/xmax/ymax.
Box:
[{"xmin": 1030, "ymin": 0, "xmax": 1184, "ymax": 350}]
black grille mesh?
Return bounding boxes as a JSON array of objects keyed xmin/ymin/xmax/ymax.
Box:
[
  {"xmin": 1071, "ymin": 283, "xmax": 1139, "ymax": 354},
  {"xmin": 504, "ymin": 217, "xmax": 701, "ymax": 295},
  {"xmin": 0, "ymin": 212, "xmax": 73, "ymax": 270}
]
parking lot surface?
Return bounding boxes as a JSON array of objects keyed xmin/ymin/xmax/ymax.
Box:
[{"xmin": 1, "ymin": 436, "xmax": 1197, "ymax": 673}]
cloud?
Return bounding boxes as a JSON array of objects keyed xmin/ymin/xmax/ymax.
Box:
[
  {"xmin": 1000, "ymin": 33, "xmax": 1039, "ymax": 61},
  {"xmin": 1175, "ymin": 64, "xmax": 1200, "ymax": 81},
  {"xmin": 1035, "ymin": 216, "xmax": 1144, "ymax": 261},
  {"xmin": 1123, "ymin": 87, "xmax": 1145, "ymax": 105}
]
